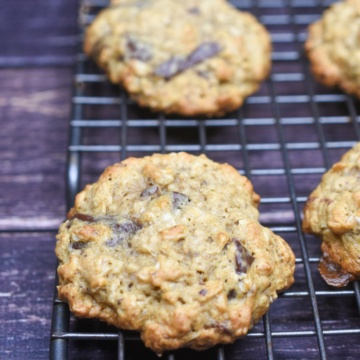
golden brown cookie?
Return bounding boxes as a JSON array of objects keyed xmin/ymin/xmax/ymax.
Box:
[
  {"xmin": 305, "ymin": 0, "xmax": 360, "ymax": 97},
  {"xmin": 84, "ymin": 0, "xmax": 271, "ymax": 117},
  {"xmin": 303, "ymin": 143, "xmax": 360, "ymax": 287},
  {"xmin": 56, "ymin": 152, "xmax": 295, "ymax": 354}
]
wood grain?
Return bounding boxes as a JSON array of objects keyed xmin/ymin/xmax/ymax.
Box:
[
  {"xmin": 0, "ymin": 67, "xmax": 72, "ymax": 359},
  {"xmin": 0, "ymin": 0, "xmax": 78, "ymax": 67},
  {"xmin": 0, "ymin": 68, "xmax": 71, "ymax": 230},
  {"xmin": 0, "ymin": 232, "xmax": 57, "ymax": 360}
]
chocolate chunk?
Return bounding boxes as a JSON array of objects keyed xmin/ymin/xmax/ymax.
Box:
[
  {"xmin": 319, "ymin": 249, "xmax": 356, "ymax": 287},
  {"xmin": 227, "ymin": 289, "xmax": 237, "ymax": 300},
  {"xmin": 186, "ymin": 42, "xmax": 222, "ymax": 66},
  {"xmin": 106, "ymin": 220, "xmax": 141, "ymax": 247},
  {"xmin": 172, "ymin": 192, "xmax": 190, "ymax": 209},
  {"xmin": 125, "ymin": 35, "xmax": 152, "ymax": 62},
  {"xmin": 188, "ymin": 7, "xmax": 200, "ymax": 15},
  {"xmin": 154, "ymin": 56, "xmax": 186, "ymax": 79},
  {"xmin": 105, "ymin": 238, "xmax": 120, "ymax": 248},
  {"xmin": 72, "ymin": 214, "xmax": 95, "ymax": 222},
  {"xmin": 154, "ymin": 42, "xmax": 222, "ymax": 79},
  {"xmin": 72, "ymin": 241, "xmax": 88, "ymax": 250},
  {"xmin": 204, "ymin": 322, "xmax": 233, "ymax": 335},
  {"xmin": 140, "ymin": 185, "xmax": 159, "ymax": 197},
  {"xmin": 199, "ymin": 289, "xmax": 207, "ymax": 296},
  {"xmin": 234, "ymin": 239, "xmax": 254, "ymax": 274},
  {"xmin": 215, "ymin": 323, "xmax": 233, "ymax": 335},
  {"xmin": 115, "ymin": 220, "xmax": 141, "ymax": 234}
]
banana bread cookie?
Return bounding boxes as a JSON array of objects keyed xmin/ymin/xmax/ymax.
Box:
[
  {"xmin": 303, "ymin": 143, "xmax": 360, "ymax": 287},
  {"xmin": 305, "ymin": 0, "xmax": 360, "ymax": 98},
  {"xmin": 56, "ymin": 152, "xmax": 295, "ymax": 354},
  {"xmin": 84, "ymin": 0, "xmax": 271, "ymax": 117}
]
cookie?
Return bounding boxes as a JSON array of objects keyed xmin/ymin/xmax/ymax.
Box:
[
  {"xmin": 302, "ymin": 143, "xmax": 360, "ymax": 287},
  {"xmin": 56, "ymin": 152, "xmax": 295, "ymax": 354},
  {"xmin": 305, "ymin": 0, "xmax": 360, "ymax": 98},
  {"xmin": 84, "ymin": 0, "xmax": 271, "ymax": 117}
]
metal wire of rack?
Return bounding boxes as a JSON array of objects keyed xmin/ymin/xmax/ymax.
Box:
[{"xmin": 50, "ymin": 0, "xmax": 360, "ymax": 359}]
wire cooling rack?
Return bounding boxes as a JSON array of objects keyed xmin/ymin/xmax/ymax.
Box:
[{"xmin": 50, "ymin": 0, "xmax": 360, "ymax": 359}]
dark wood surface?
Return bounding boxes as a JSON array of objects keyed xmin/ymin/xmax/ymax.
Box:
[
  {"xmin": 1, "ymin": 1, "xmax": 360, "ymax": 360},
  {"xmin": 0, "ymin": 67, "xmax": 71, "ymax": 359},
  {"xmin": 0, "ymin": 1, "xmax": 77, "ymax": 358},
  {"xmin": 0, "ymin": 0, "xmax": 78, "ymax": 66},
  {"xmin": 0, "ymin": 68, "xmax": 71, "ymax": 360}
]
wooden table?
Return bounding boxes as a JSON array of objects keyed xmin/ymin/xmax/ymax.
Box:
[{"xmin": 0, "ymin": 1, "xmax": 77, "ymax": 359}]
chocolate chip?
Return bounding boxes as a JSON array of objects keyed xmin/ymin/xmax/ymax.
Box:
[
  {"xmin": 215, "ymin": 323, "xmax": 233, "ymax": 335},
  {"xmin": 234, "ymin": 239, "xmax": 254, "ymax": 275},
  {"xmin": 188, "ymin": 7, "xmax": 200, "ymax": 15},
  {"xmin": 186, "ymin": 42, "xmax": 222, "ymax": 67},
  {"xmin": 72, "ymin": 214, "xmax": 95, "ymax": 222},
  {"xmin": 140, "ymin": 185, "xmax": 159, "ymax": 197},
  {"xmin": 115, "ymin": 220, "xmax": 141, "ymax": 234},
  {"xmin": 227, "ymin": 289, "xmax": 237, "ymax": 300},
  {"xmin": 319, "ymin": 249, "xmax": 355, "ymax": 287},
  {"xmin": 125, "ymin": 35, "xmax": 152, "ymax": 62},
  {"xmin": 106, "ymin": 220, "xmax": 141, "ymax": 247},
  {"xmin": 106, "ymin": 238, "xmax": 123, "ymax": 248},
  {"xmin": 154, "ymin": 41, "xmax": 222, "ymax": 79},
  {"xmin": 216, "ymin": 324, "xmax": 232, "ymax": 335},
  {"xmin": 199, "ymin": 289, "xmax": 207, "ymax": 296},
  {"xmin": 320, "ymin": 197, "xmax": 333, "ymax": 205},
  {"xmin": 72, "ymin": 241, "xmax": 88, "ymax": 250},
  {"xmin": 204, "ymin": 323, "xmax": 233, "ymax": 335},
  {"xmin": 172, "ymin": 192, "xmax": 190, "ymax": 209},
  {"xmin": 154, "ymin": 56, "xmax": 186, "ymax": 79}
]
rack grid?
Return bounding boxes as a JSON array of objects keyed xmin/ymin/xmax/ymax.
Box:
[{"xmin": 50, "ymin": 1, "xmax": 360, "ymax": 359}]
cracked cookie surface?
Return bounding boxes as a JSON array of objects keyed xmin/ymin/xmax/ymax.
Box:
[
  {"xmin": 56, "ymin": 152, "xmax": 295, "ymax": 354},
  {"xmin": 84, "ymin": 0, "xmax": 271, "ymax": 117},
  {"xmin": 303, "ymin": 143, "xmax": 360, "ymax": 287},
  {"xmin": 305, "ymin": 0, "xmax": 360, "ymax": 98}
]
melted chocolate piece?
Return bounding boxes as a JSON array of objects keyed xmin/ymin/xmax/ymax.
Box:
[
  {"xmin": 172, "ymin": 192, "xmax": 190, "ymax": 209},
  {"xmin": 154, "ymin": 56, "xmax": 186, "ymax": 79},
  {"xmin": 204, "ymin": 322, "xmax": 233, "ymax": 335},
  {"xmin": 72, "ymin": 241, "xmax": 88, "ymax": 250},
  {"xmin": 106, "ymin": 237, "xmax": 124, "ymax": 248},
  {"xmin": 215, "ymin": 323, "xmax": 233, "ymax": 335},
  {"xmin": 72, "ymin": 214, "xmax": 95, "ymax": 222},
  {"xmin": 188, "ymin": 7, "xmax": 200, "ymax": 15},
  {"xmin": 186, "ymin": 42, "xmax": 222, "ymax": 66},
  {"xmin": 227, "ymin": 289, "xmax": 237, "ymax": 300},
  {"xmin": 115, "ymin": 220, "xmax": 141, "ymax": 234},
  {"xmin": 319, "ymin": 250, "xmax": 356, "ymax": 287},
  {"xmin": 106, "ymin": 220, "xmax": 141, "ymax": 247},
  {"xmin": 199, "ymin": 289, "xmax": 207, "ymax": 296},
  {"xmin": 154, "ymin": 42, "xmax": 222, "ymax": 79},
  {"xmin": 234, "ymin": 239, "xmax": 254, "ymax": 274},
  {"xmin": 140, "ymin": 185, "xmax": 159, "ymax": 197},
  {"xmin": 125, "ymin": 36, "xmax": 152, "ymax": 62}
]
